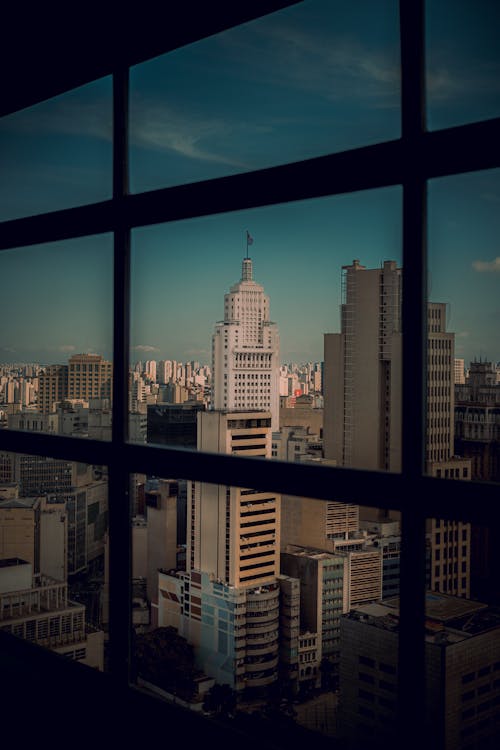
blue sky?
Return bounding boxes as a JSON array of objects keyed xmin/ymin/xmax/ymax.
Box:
[{"xmin": 0, "ymin": 1, "xmax": 499, "ymax": 366}]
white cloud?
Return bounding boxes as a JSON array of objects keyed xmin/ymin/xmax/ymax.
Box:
[
  {"xmin": 130, "ymin": 102, "xmax": 250, "ymax": 167},
  {"xmin": 133, "ymin": 344, "xmax": 160, "ymax": 352},
  {"xmin": 426, "ymin": 61, "xmax": 500, "ymax": 104},
  {"xmin": 472, "ymin": 257, "xmax": 500, "ymax": 273},
  {"xmin": 239, "ymin": 23, "xmax": 400, "ymax": 103},
  {"xmin": 426, "ymin": 68, "xmax": 461, "ymax": 102},
  {"xmin": 58, "ymin": 344, "xmax": 76, "ymax": 352}
]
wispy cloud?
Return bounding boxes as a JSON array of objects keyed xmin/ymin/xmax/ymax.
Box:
[
  {"xmin": 58, "ymin": 344, "xmax": 76, "ymax": 352},
  {"xmin": 219, "ymin": 22, "xmax": 400, "ymax": 105},
  {"xmin": 0, "ymin": 96, "xmax": 112, "ymax": 141},
  {"xmin": 457, "ymin": 331, "xmax": 470, "ymax": 338},
  {"xmin": 425, "ymin": 68, "xmax": 463, "ymax": 102},
  {"xmin": 426, "ymin": 60, "xmax": 500, "ymax": 104},
  {"xmin": 130, "ymin": 102, "xmax": 251, "ymax": 167},
  {"xmin": 133, "ymin": 344, "xmax": 160, "ymax": 353},
  {"xmin": 472, "ymin": 257, "xmax": 500, "ymax": 273}
]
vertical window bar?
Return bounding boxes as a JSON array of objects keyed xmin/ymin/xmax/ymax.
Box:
[
  {"xmin": 108, "ymin": 64, "xmax": 132, "ymax": 684},
  {"xmin": 399, "ymin": 0, "xmax": 427, "ymax": 743}
]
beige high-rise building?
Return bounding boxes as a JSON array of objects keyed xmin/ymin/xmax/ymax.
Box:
[
  {"xmin": 38, "ymin": 364, "xmax": 68, "ymax": 414},
  {"xmin": 159, "ymin": 409, "xmax": 282, "ymax": 691},
  {"xmin": 323, "ymin": 259, "xmax": 402, "ymax": 472},
  {"xmin": 324, "ymin": 263, "xmax": 462, "ymax": 474},
  {"xmin": 189, "ymin": 410, "xmax": 280, "ymax": 587},
  {"xmin": 425, "ymin": 304, "xmax": 471, "ymax": 599},
  {"xmin": 427, "ymin": 302, "xmax": 455, "ymax": 465},
  {"xmin": 68, "ymin": 353, "xmax": 112, "ymax": 402},
  {"xmin": 38, "ymin": 355, "xmax": 112, "ymax": 413},
  {"xmin": 323, "ymin": 261, "xmax": 471, "ymax": 596}
]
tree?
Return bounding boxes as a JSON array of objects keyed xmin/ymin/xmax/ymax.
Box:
[
  {"xmin": 133, "ymin": 626, "xmax": 198, "ymax": 698},
  {"xmin": 202, "ymin": 683, "xmax": 237, "ymax": 715}
]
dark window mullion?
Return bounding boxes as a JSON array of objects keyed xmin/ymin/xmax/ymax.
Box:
[
  {"xmin": 108, "ymin": 64, "xmax": 132, "ymax": 684},
  {"xmin": 399, "ymin": 0, "xmax": 427, "ymax": 743}
]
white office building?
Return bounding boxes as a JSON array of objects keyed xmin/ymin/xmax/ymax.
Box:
[{"xmin": 212, "ymin": 257, "xmax": 280, "ymax": 430}]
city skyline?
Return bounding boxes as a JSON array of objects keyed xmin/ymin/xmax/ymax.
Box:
[{"xmin": 1, "ymin": 171, "xmax": 499, "ymax": 368}]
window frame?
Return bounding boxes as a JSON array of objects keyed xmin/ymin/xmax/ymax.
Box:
[{"xmin": 0, "ymin": 1, "xmax": 499, "ymax": 744}]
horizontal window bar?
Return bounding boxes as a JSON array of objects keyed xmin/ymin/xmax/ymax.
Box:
[
  {"xmin": 0, "ymin": 428, "xmax": 497, "ymax": 522},
  {"xmin": 1, "ymin": 118, "xmax": 498, "ymax": 251}
]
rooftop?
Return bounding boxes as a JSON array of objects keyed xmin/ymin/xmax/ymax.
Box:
[
  {"xmin": 283, "ymin": 544, "xmax": 343, "ymax": 561},
  {"xmin": 0, "ymin": 496, "xmax": 40, "ymax": 509},
  {"xmin": 0, "ymin": 558, "xmax": 29, "ymax": 569},
  {"xmin": 384, "ymin": 592, "xmax": 487, "ymax": 622},
  {"xmin": 346, "ymin": 593, "xmax": 500, "ymax": 645}
]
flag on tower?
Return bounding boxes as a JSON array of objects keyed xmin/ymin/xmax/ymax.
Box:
[{"xmin": 246, "ymin": 230, "xmax": 254, "ymax": 246}]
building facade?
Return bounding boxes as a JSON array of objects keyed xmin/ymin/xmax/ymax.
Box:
[
  {"xmin": 0, "ymin": 559, "xmax": 103, "ymax": 670},
  {"xmin": 212, "ymin": 257, "xmax": 280, "ymax": 430},
  {"xmin": 159, "ymin": 409, "xmax": 282, "ymax": 693},
  {"xmin": 323, "ymin": 259, "xmax": 402, "ymax": 472},
  {"xmin": 323, "ymin": 260, "xmax": 471, "ymax": 595},
  {"xmin": 338, "ymin": 595, "xmax": 500, "ymax": 749}
]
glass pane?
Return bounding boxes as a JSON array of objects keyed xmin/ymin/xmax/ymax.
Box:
[
  {"xmin": 425, "ymin": 515, "xmax": 500, "ymax": 747},
  {"xmin": 130, "ymin": 0, "xmax": 400, "ymax": 193},
  {"xmin": 427, "ymin": 169, "xmax": 500, "ymax": 481},
  {"xmin": 0, "ymin": 235, "xmax": 113, "ymax": 438},
  {"xmin": 426, "ymin": 1, "xmax": 500, "ymax": 130},
  {"xmin": 131, "ymin": 187, "xmax": 402, "ymax": 473},
  {"xmin": 0, "ymin": 453, "xmax": 108, "ymax": 671},
  {"xmin": 0, "ymin": 77, "xmax": 112, "ymax": 222},
  {"xmin": 130, "ymin": 464, "xmax": 399, "ymax": 741}
]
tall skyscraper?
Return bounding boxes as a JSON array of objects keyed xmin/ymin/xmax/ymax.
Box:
[
  {"xmin": 212, "ymin": 256, "xmax": 280, "ymax": 430},
  {"xmin": 189, "ymin": 410, "xmax": 280, "ymax": 587},
  {"xmin": 323, "ymin": 260, "xmax": 471, "ymax": 597},
  {"xmin": 159, "ymin": 409, "xmax": 282, "ymax": 691},
  {"xmin": 323, "ymin": 260, "xmax": 465, "ymax": 475},
  {"xmin": 426, "ymin": 302, "xmax": 455, "ymax": 468},
  {"xmin": 323, "ymin": 259, "xmax": 402, "ymax": 472}
]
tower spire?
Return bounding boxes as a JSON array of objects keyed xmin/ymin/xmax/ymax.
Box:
[{"xmin": 241, "ymin": 257, "xmax": 253, "ymax": 281}]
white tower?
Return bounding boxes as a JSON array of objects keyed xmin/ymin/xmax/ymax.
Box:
[{"xmin": 212, "ymin": 256, "xmax": 280, "ymax": 430}]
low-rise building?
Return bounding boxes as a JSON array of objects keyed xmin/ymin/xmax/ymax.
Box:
[{"xmin": 0, "ymin": 558, "xmax": 104, "ymax": 670}]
